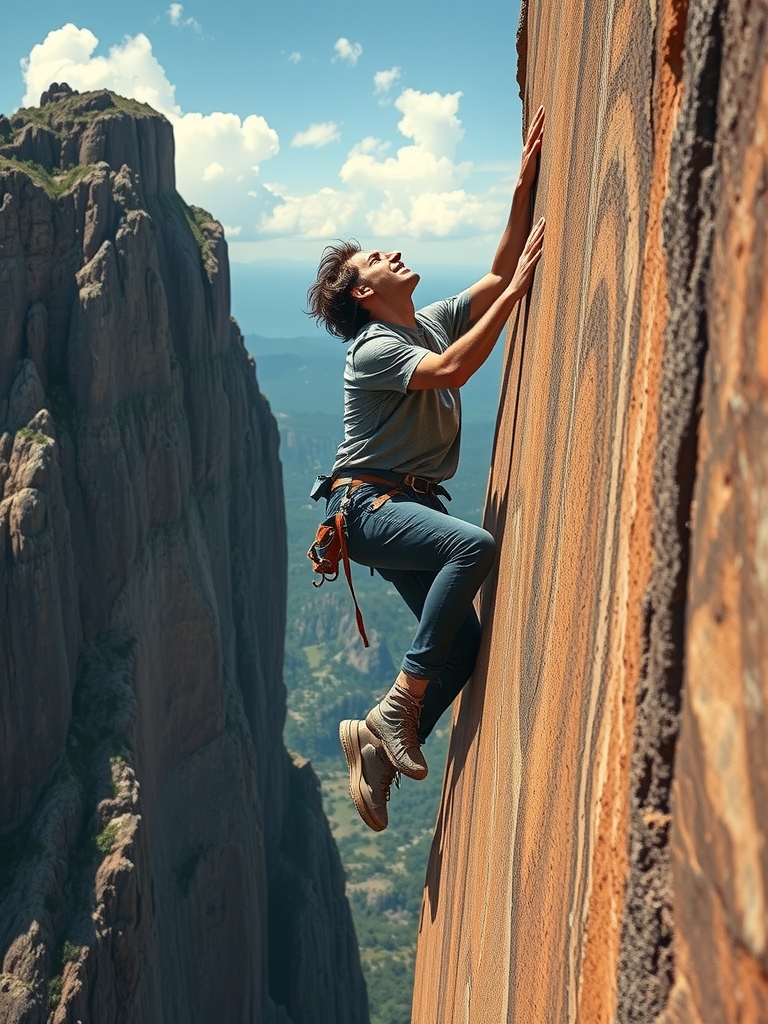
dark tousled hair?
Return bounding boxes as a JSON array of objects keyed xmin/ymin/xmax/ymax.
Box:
[{"xmin": 306, "ymin": 240, "xmax": 371, "ymax": 341}]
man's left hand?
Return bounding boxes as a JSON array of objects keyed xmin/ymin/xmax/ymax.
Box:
[{"xmin": 516, "ymin": 105, "xmax": 545, "ymax": 195}]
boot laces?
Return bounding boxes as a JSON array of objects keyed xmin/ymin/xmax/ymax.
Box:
[
  {"xmin": 377, "ymin": 748, "xmax": 401, "ymax": 803},
  {"xmin": 385, "ymin": 771, "xmax": 401, "ymax": 803},
  {"xmin": 387, "ymin": 686, "xmax": 423, "ymax": 749}
]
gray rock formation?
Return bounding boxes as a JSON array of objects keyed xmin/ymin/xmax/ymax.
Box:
[{"xmin": 0, "ymin": 88, "xmax": 368, "ymax": 1024}]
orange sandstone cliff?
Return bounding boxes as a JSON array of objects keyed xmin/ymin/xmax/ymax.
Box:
[
  {"xmin": 412, "ymin": 0, "xmax": 767, "ymax": 1022},
  {"xmin": 0, "ymin": 86, "xmax": 368, "ymax": 1024}
]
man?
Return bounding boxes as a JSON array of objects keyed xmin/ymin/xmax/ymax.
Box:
[{"xmin": 307, "ymin": 107, "xmax": 545, "ymax": 832}]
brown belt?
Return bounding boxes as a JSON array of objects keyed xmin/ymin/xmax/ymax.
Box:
[
  {"xmin": 331, "ymin": 473, "xmax": 400, "ymax": 511},
  {"xmin": 331, "ymin": 472, "xmax": 444, "ymax": 510}
]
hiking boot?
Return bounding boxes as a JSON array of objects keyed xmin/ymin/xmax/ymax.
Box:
[
  {"xmin": 339, "ymin": 719, "xmax": 399, "ymax": 832},
  {"xmin": 365, "ymin": 682, "xmax": 428, "ymax": 780}
]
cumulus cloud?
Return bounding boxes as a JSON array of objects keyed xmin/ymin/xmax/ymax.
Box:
[
  {"xmin": 259, "ymin": 184, "xmax": 364, "ymax": 238},
  {"xmin": 396, "ymin": 88, "xmax": 464, "ymax": 157},
  {"xmin": 256, "ymin": 84, "xmax": 505, "ymax": 241},
  {"xmin": 21, "ymin": 25, "xmax": 177, "ymax": 112},
  {"xmin": 291, "ymin": 122, "xmax": 340, "ymax": 148},
  {"xmin": 332, "ymin": 38, "xmax": 362, "ymax": 66},
  {"xmin": 342, "ymin": 139, "xmax": 467, "ymax": 191},
  {"xmin": 167, "ymin": 4, "xmax": 201, "ymax": 31},
  {"xmin": 259, "ymin": 85, "xmax": 504, "ymax": 243},
  {"xmin": 287, "ymin": 51, "xmax": 302, "ymax": 64},
  {"xmin": 371, "ymin": 190, "xmax": 505, "ymax": 239},
  {"xmin": 20, "ymin": 25, "xmax": 279, "ymax": 235},
  {"xmin": 339, "ymin": 88, "xmax": 505, "ymax": 240},
  {"xmin": 340, "ymin": 89, "xmax": 469, "ymax": 193},
  {"xmin": 373, "ymin": 67, "xmax": 401, "ymax": 96},
  {"xmin": 20, "ymin": 26, "xmax": 509, "ymax": 248},
  {"xmin": 173, "ymin": 110, "xmax": 278, "ymax": 188}
]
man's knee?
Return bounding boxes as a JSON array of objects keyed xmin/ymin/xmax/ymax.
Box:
[{"xmin": 472, "ymin": 528, "xmax": 497, "ymax": 575}]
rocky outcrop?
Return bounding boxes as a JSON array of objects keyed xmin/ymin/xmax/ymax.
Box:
[
  {"xmin": 0, "ymin": 85, "xmax": 174, "ymax": 201},
  {"xmin": 411, "ymin": 1, "xmax": 768, "ymax": 1022},
  {"xmin": 0, "ymin": 90, "xmax": 368, "ymax": 1024}
]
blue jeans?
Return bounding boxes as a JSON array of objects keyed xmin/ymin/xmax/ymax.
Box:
[{"xmin": 326, "ymin": 481, "xmax": 496, "ymax": 742}]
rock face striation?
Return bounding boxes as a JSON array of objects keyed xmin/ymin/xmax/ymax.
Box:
[
  {"xmin": 411, "ymin": 1, "xmax": 768, "ymax": 1022},
  {"xmin": 0, "ymin": 87, "xmax": 368, "ymax": 1024}
]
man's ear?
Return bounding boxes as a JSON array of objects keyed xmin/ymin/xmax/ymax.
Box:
[{"xmin": 351, "ymin": 283, "xmax": 373, "ymax": 301}]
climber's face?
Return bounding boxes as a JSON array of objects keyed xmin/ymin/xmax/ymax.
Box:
[{"xmin": 349, "ymin": 249, "xmax": 420, "ymax": 305}]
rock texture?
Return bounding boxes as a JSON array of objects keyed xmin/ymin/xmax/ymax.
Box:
[
  {"xmin": 0, "ymin": 88, "xmax": 368, "ymax": 1024},
  {"xmin": 411, "ymin": 1, "xmax": 768, "ymax": 1022}
]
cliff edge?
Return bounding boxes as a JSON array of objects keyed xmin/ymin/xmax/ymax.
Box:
[
  {"xmin": 412, "ymin": 0, "xmax": 767, "ymax": 1021},
  {"xmin": 0, "ymin": 84, "xmax": 368, "ymax": 1024}
]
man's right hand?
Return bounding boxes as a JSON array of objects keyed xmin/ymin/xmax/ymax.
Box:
[{"xmin": 508, "ymin": 216, "xmax": 546, "ymax": 302}]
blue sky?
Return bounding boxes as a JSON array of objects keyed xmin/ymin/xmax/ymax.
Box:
[{"xmin": 0, "ymin": 0, "xmax": 524, "ymax": 267}]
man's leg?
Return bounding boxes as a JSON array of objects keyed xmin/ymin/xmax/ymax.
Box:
[
  {"xmin": 345, "ymin": 493, "xmax": 495, "ymax": 775},
  {"xmin": 346, "ymin": 494, "xmax": 495, "ymax": 678},
  {"xmin": 420, "ymin": 613, "xmax": 482, "ymax": 742},
  {"xmin": 375, "ymin": 565, "xmax": 482, "ymax": 742}
]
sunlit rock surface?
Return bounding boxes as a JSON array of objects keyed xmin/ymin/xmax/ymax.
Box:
[
  {"xmin": 411, "ymin": 0, "xmax": 768, "ymax": 1021},
  {"xmin": 0, "ymin": 88, "xmax": 368, "ymax": 1024}
]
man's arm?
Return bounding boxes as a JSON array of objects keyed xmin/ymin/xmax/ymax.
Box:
[
  {"xmin": 467, "ymin": 105, "xmax": 545, "ymax": 325},
  {"xmin": 409, "ymin": 216, "xmax": 545, "ymax": 391}
]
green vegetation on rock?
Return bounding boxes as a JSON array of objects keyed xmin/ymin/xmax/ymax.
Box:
[
  {"xmin": 47, "ymin": 974, "xmax": 62, "ymax": 1010},
  {"xmin": 47, "ymin": 939, "xmax": 82, "ymax": 1011},
  {"xmin": 182, "ymin": 201, "xmax": 219, "ymax": 278},
  {"xmin": 0, "ymin": 156, "xmax": 97, "ymax": 198},
  {"xmin": 17, "ymin": 426, "xmax": 50, "ymax": 446},
  {"xmin": 12, "ymin": 91, "xmax": 157, "ymax": 133},
  {"xmin": 94, "ymin": 822, "xmax": 118, "ymax": 855}
]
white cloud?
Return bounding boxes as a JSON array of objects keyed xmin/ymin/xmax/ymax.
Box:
[
  {"xmin": 354, "ymin": 136, "xmax": 391, "ymax": 158},
  {"xmin": 259, "ymin": 184, "xmax": 364, "ymax": 238},
  {"xmin": 384, "ymin": 191, "xmax": 505, "ymax": 238},
  {"xmin": 167, "ymin": 4, "xmax": 201, "ymax": 31},
  {"xmin": 222, "ymin": 224, "xmax": 242, "ymax": 237},
  {"xmin": 339, "ymin": 89, "xmax": 504, "ymax": 241},
  {"xmin": 332, "ymin": 38, "xmax": 362, "ymax": 66},
  {"xmin": 202, "ymin": 161, "xmax": 225, "ymax": 181},
  {"xmin": 173, "ymin": 110, "xmax": 279, "ymax": 191},
  {"xmin": 362, "ymin": 190, "xmax": 506, "ymax": 240},
  {"xmin": 258, "ymin": 86, "xmax": 503, "ymax": 243},
  {"xmin": 395, "ymin": 88, "xmax": 464, "ymax": 158},
  {"xmin": 373, "ymin": 67, "xmax": 400, "ymax": 95},
  {"xmin": 19, "ymin": 26, "xmax": 510, "ymax": 249},
  {"xmin": 341, "ymin": 140, "xmax": 468, "ymax": 191},
  {"xmin": 20, "ymin": 25, "xmax": 279, "ymax": 237},
  {"xmin": 364, "ymin": 205, "xmax": 408, "ymax": 237},
  {"xmin": 287, "ymin": 51, "xmax": 302, "ymax": 64},
  {"xmin": 291, "ymin": 122, "xmax": 340, "ymax": 149},
  {"xmin": 340, "ymin": 89, "xmax": 470, "ymax": 193},
  {"xmin": 21, "ymin": 25, "xmax": 177, "ymax": 112}
]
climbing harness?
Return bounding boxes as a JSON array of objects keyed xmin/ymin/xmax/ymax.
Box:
[{"xmin": 307, "ymin": 472, "xmax": 451, "ymax": 648}]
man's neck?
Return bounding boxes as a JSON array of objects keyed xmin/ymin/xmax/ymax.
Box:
[{"xmin": 366, "ymin": 296, "xmax": 417, "ymax": 329}]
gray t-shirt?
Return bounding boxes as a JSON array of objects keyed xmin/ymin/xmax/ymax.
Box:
[{"xmin": 332, "ymin": 290, "xmax": 471, "ymax": 480}]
